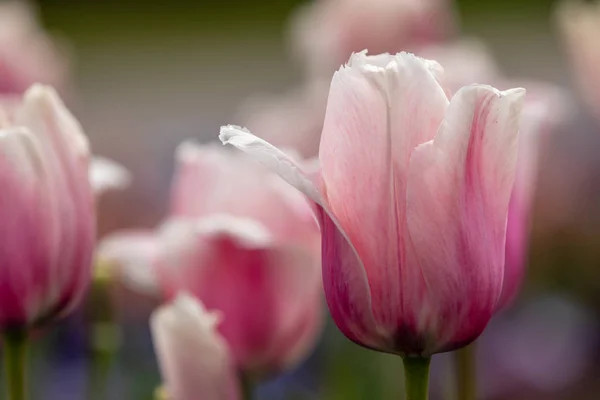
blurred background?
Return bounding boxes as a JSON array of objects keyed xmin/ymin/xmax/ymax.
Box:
[{"xmin": 4, "ymin": 0, "xmax": 600, "ymax": 399}]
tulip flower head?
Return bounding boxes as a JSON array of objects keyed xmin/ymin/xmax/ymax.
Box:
[
  {"xmin": 290, "ymin": 0, "xmax": 455, "ymax": 77},
  {"xmin": 0, "ymin": 1, "xmax": 69, "ymax": 94},
  {"xmin": 220, "ymin": 51, "xmax": 525, "ymax": 357},
  {"xmin": 98, "ymin": 143, "xmax": 323, "ymax": 376},
  {"xmin": 151, "ymin": 294, "xmax": 240, "ymax": 400},
  {"xmin": 557, "ymin": 0, "xmax": 600, "ymax": 120},
  {"xmin": 0, "ymin": 84, "xmax": 95, "ymax": 330}
]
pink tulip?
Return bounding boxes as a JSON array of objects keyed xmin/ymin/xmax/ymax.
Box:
[
  {"xmin": 0, "ymin": 2, "xmax": 69, "ymax": 94},
  {"xmin": 151, "ymin": 294, "xmax": 240, "ymax": 400},
  {"xmin": 557, "ymin": 0, "xmax": 600, "ymax": 119},
  {"xmin": 235, "ymin": 80, "xmax": 330, "ymax": 159},
  {"xmin": 220, "ymin": 51, "xmax": 525, "ymax": 356},
  {"xmin": 0, "ymin": 84, "xmax": 95, "ymax": 329},
  {"xmin": 98, "ymin": 143, "xmax": 322, "ymax": 375},
  {"xmin": 289, "ymin": 0, "xmax": 455, "ymax": 77}
]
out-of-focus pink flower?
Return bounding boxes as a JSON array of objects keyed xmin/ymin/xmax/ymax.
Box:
[
  {"xmin": 0, "ymin": 84, "xmax": 95, "ymax": 329},
  {"xmin": 557, "ymin": 0, "xmax": 600, "ymax": 119},
  {"xmin": 151, "ymin": 294, "xmax": 240, "ymax": 400},
  {"xmin": 236, "ymin": 80, "xmax": 329, "ymax": 159},
  {"xmin": 290, "ymin": 0, "xmax": 455, "ymax": 77},
  {"xmin": 98, "ymin": 143, "xmax": 322, "ymax": 376},
  {"xmin": 97, "ymin": 231, "xmax": 160, "ymax": 294},
  {"xmin": 420, "ymin": 40, "xmax": 570, "ymax": 307},
  {"xmin": 0, "ymin": 2, "xmax": 69, "ymax": 94},
  {"xmin": 220, "ymin": 51, "xmax": 525, "ymax": 356},
  {"xmin": 89, "ymin": 157, "xmax": 131, "ymax": 196},
  {"xmin": 418, "ymin": 39, "xmax": 500, "ymax": 94}
]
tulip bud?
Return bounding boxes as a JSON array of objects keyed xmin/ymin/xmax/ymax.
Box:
[
  {"xmin": 151, "ymin": 294, "xmax": 240, "ymax": 400},
  {"xmin": 0, "ymin": 84, "xmax": 95, "ymax": 330},
  {"xmin": 220, "ymin": 51, "xmax": 525, "ymax": 356}
]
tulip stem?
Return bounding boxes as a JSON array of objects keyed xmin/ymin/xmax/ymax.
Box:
[
  {"xmin": 3, "ymin": 329, "xmax": 28, "ymax": 400},
  {"xmin": 403, "ymin": 356, "xmax": 430, "ymax": 400},
  {"xmin": 240, "ymin": 373, "xmax": 254, "ymax": 400},
  {"xmin": 456, "ymin": 344, "xmax": 476, "ymax": 400}
]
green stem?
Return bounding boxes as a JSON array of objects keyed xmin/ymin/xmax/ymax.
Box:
[
  {"xmin": 3, "ymin": 329, "xmax": 28, "ymax": 400},
  {"xmin": 456, "ymin": 345, "xmax": 477, "ymax": 400},
  {"xmin": 239, "ymin": 372, "xmax": 254, "ymax": 400},
  {"xmin": 402, "ymin": 356, "xmax": 430, "ymax": 400},
  {"xmin": 86, "ymin": 261, "xmax": 120, "ymax": 400}
]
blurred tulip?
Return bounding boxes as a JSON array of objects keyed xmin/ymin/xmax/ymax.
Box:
[
  {"xmin": 151, "ymin": 294, "xmax": 240, "ymax": 400},
  {"xmin": 0, "ymin": 84, "xmax": 95, "ymax": 330},
  {"xmin": 98, "ymin": 143, "xmax": 323, "ymax": 376},
  {"xmin": 236, "ymin": 80, "xmax": 329, "ymax": 158},
  {"xmin": 0, "ymin": 1, "xmax": 69, "ymax": 94},
  {"xmin": 418, "ymin": 39, "xmax": 500, "ymax": 94},
  {"xmin": 220, "ymin": 51, "xmax": 525, "ymax": 356},
  {"xmin": 557, "ymin": 0, "xmax": 600, "ymax": 120},
  {"xmin": 289, "ymin": 0, "xmax": 455, "ymax": 77},
  {"xmin": 89, "ymin": 157, "xmax": 131, "ymax": 196},
  {"xmin": 479, "ymin": 295, "xmax": 597, "ymax": 398}
]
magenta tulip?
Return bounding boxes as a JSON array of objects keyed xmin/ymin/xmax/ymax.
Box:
[
  {"xmin": 0, "ymin": 84, "xmax": 95, "ymax": 330},
  {"xmin": 220, "ymin": 51, "xmax": 525, "ymax": 357}
]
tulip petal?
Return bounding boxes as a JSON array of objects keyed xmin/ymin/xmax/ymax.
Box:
[
  {"xmin": 318, "ymin": 52, "xmax": 449, "ymax": 333},
  {"xmin": 151, "ymin": 294, "xmax": 240, "ymax": 400},
  {"xmin": 89, "ymin": 156, "xmax": 131, "ymax": 196},
  {"xmin": 173, "ymin": 140, "xmax": 318, "ymax": 247},
  {"xmin": 15, "ymin": 85, "xmax": 95, "ymax": 320},
  {"xmin": 157, "ymin": 216, "xmax": 324, "ymax": 370},
  {"xmin": 220, "ymin": 125, "xmax": 380, "ymax": 348},
  {"xmin": 0, "ymin": 127, "xmax": 55, "ymax": 325},
  {"xmin": 219, "ymin": 125, "xmax": 322, "ymax": 202},
  {"xmin": 96, "ymin": 230, "xmax": 161, "ymax": 296},
  {"xmin": 406, "ymin": 85, "xmax": 525, "ymax": 353}
]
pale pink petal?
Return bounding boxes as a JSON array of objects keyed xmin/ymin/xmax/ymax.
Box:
[
  {"xmin": 15, "ymin": 85, "xmax": 94, "ymax": 321},
  {"xmin": 0, "ymin": 127, "xmax": 56, "ymax": 325},
  {"xmin": 96, "ymin": 230, "xmax": 161, "ymax": 296},
  {"xmin": 406, "ymin": 85, "xmax": 525, "ymax": 354},
  {"xmin": 89, "ymin": 156, "xmax": 131, "ymax": 196},
  {"xmin": 151, "ymin": 294, "xmax": 240, "ymax": 400},
  {"xmin": 496, "ymin": 84, "xmax": 567, "ymax": 308},
  {"xmin": 318, "ymin": 52, "xmax": 449, "ymax": 335},
  {"xmin": 172, "ymin": 141, "xmax": 318, "ymax": 246}
]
